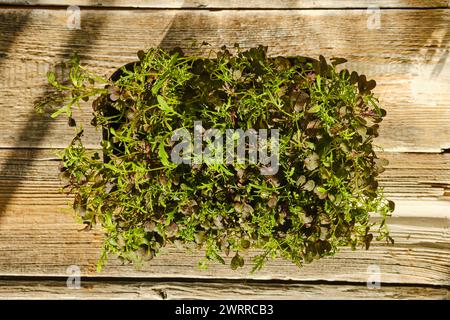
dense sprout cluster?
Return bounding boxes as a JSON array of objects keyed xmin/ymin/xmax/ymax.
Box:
[{"xmin": 37, "ymin": 45, "xmax": 394, "ymax": 272}]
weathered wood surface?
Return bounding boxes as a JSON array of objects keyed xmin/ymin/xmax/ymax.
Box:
[
  {"xmin": 0, "ymin": 152, "xmax": 449, "ymax": 286},
  {"xmin": 0, "ymin": 149, "xmax": 449, "ymax": 284},
  {"xmin": 0, "ymin": 4, "xmax": 449, "ymax": 299},
  {"xmin": 0, "ymin": 278, "xmax": 448, "ymax": 300},
  {"xmin": 1, "ymin": 0, "xmax": 449, "ymax": 9},
  {"xmin": 0, "ymin": 9, "xmax": 449, "ymax": 151},
  {"xmin": 0, "ymin": 202, "xmax": 449, "ymax": 284}
]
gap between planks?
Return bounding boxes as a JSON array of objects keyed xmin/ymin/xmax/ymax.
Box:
[
  {"xmin": 0, "ymin": 0, "xmax": 449, "ymax": 10},
  {"xmin": 0, "ymin": 276, "xmax": 448, "ymax": 299}
]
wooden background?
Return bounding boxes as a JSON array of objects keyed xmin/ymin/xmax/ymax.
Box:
[{"xmin": 0, "ymin": 0, "xmax": 449, "ymax": 299}]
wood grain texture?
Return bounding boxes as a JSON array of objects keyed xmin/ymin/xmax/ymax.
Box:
[
  {"xmin": 0, "ymin": 9, "xmax": 449, "ymax": 151},
  {"xmin": 0, "ymin": 5, "xmax": 449, "ymax": 299},
  {"xmin": 0, "ymin": 278, "xmax": 448, "ymax": 300},
  {"xmin": 0, "ymin": 148, "xmax": 449, "ymax": 285},
  {"xmin": 1, "ymin": 150, "xmax": 449, "ymax": 202},
  {"xmin": 1, "ymin": 0, "xmax": 448, "ymax": 9},
  {"xmin": 0, "ymin": 151, "xmax": 448, "ymax": 286},
  {"xmin": 0, "ymin": 202, "xmax": 448, "ymax": 285},
  {"xmin": 378, "ymin": 152, "xmax": 450, "ymax": 200}
]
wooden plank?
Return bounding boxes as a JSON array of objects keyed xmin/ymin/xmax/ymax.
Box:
[
  {"xmin": 0, "ymin": 278, "xmax": 448, "ymax": 299},
  {"xmin": 1, "ymin": 0, "xmax": 448, "ymax": 9},
  {"xmin": 0, "ymin": 204, "xmax": 448, "ymax": 285},
  {"xmin": 0, "ymin": 9, "xmax": 449, "ymax": 151},
  {"xmin": 0, "ymin": 149, "xmax": 448, "ymax": 284},
  {"xmin": 1, "ymin": 149, "xmax": 449, "ymax": 201},
  {"xmin": 378, "ymin": 152, "xmax": 450, "ymax": 200}
]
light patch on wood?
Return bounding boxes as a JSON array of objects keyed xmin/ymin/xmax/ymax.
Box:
[
  {"xmin": 0, "ymin": 9, "xmax": 449, "ymax": 150},
  {"xmin": 1, "ymin": 0, "xmax": 448, "ymax": 9},
  {"xmin": 0, "ymin": 202, "xmax": 448, "ymax": 285}
]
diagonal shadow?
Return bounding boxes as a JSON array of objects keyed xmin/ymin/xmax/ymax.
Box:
[
  {"xmin": 2, "ymin": 5, "xmax": 449, "ymax": 218},
  {"xmin": 0, "ymin": 4, "xmax": 113, "ymax": 216},
  {"xmin": 0, "ymin": 1, "xmax": 216, "ymax": 217},
  {"xmin": 0, "ymin": 10, "xmax": 32, "ymax": 215},
  {"xmin": 0, "ymin": 12, "xmax": 30, "ymax": 66}
]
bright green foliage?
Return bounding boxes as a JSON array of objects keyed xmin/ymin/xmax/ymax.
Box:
[{"xmin": 36, "ymin": 45, "xmax": 394, "ymax": 272}]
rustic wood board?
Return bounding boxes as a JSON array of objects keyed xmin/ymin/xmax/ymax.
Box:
[
  {"xmin": 2, "ymin": 0, "xmax": 449, "ymax": 9},
  {"xmin": 0, "ymin": 9, "xmax": 449, "ymax": 151},
  {"xmin": 0, "ymin": 5, "xmax": 449, "ymax": 299},
  {"xmin": 0, "ymin": 278, "xmax": 448, "ymax": 300},
  {"xmin": 0, "ymin": 203, "xmax": 448, "ymax": 285},
  {"xmin": 0, "ymin": 148, "xmax": 449, "ymax": 285},
  {"xmin": 0, "ymin": 151, "xmax": 449, "ymax": 285}
]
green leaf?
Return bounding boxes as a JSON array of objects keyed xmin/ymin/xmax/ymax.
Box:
[
  {"xmin": 215, "ymin": 253, "xmax": 226, "ymax": 265},
  {"xmin": 231, "ymin": 253, "xmax": 244, "ymax": 270},
  {"xmin": 380, "ymin": 158, "xmax": 389, "ymax": 166},
  {"xmin": 231, "ymin": 254, "xmax": 239, "ymax": 270},
  {"xmin": 366, "ymin": 79, "xmax": 376, "ymax": 91},
  {"xmin": 314, "ymin": 186, "xmax": 327, "ymax": 199},
  {"xmin": 304, "ymin": 153, "xmax": 320, "ymax": 170},
  {"xmin": 296, "ymin": 175, "xmax": 306, "ymax": 186},
  {"xmin": 47, "ymin": 71, "xmax": 57, "ymax": 86},
  {"xmin": 388, "ymin": 200, "xmax": 395, "ymax": 211},
  {"xmin": 315, "ymin": 75, "xmax": 322, "ymax": 90},
  {"xmin": 157, "ymin": 95, "xmax": 174, "ymax": 114},
  {"xmin": 330, "ymin": 57, "xmax": 348, "ymax": 66},
  {"xmin": 50, "ymin": 105, "xmax": 69, "ymax": 119},
  {"xmin": 365, "ymin": 233, "xmax": 373, "ymax": 250},
  {"xmin": 241, "ymin": 239, "xmax": 251, "ymax": 249},
  {"xmin": 158, "ymin": 142, "xmax": 171, "ymax": 167},
  {"xmin": 303, "ymin": 180, "xmax": 315, "ymax": 191},
  {"xmin": 307, "ymin": 105, "xmax": 321, "ymax": 114},
  {"xmin": 137, "ymin": 50, "xmax": 145, "ymax": 61},
  {"xmin": 232, "ymin": 69, "xmax": 242, "ymax": 81},
  {"xmin": 319, "ymin": 55, "xmax": 327, "ymax": 76},
  {"xmin": 350, "ymin": 71, "xmax": 358, "ymax": 84}
]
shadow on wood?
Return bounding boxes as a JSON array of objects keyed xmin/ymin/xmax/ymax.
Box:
[{"xmin": 0, "ymin": 4, "xmax": 110, "ymax": 216}]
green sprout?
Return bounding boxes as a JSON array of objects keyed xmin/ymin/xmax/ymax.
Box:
[{"xmin": 36, "ymin": 45, "xmax": 394, "ymax": 272}]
